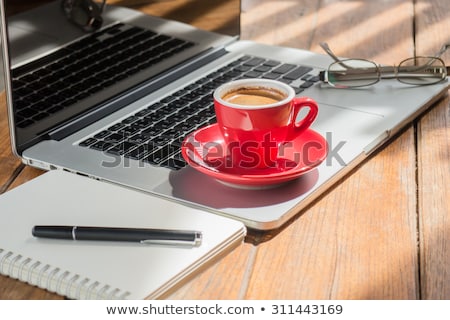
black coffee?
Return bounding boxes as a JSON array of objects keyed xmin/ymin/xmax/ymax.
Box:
[{"xmin": 222, "ymin": 87, "xmax": 286, "ymax": 106}]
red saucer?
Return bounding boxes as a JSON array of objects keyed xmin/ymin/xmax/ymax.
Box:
[{"xmin": 181, "ymin": 123, "xmax": 328, "ymax": 188}]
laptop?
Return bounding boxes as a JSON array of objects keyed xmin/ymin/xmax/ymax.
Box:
[{"xmin": 1, "ymin": 1, "xmax": 448, "ymax": 230}]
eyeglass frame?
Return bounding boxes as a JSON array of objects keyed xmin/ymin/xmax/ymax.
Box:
[
  {"xmin": 61, "ymin": 0, "xmax": 107, "ymax": 32},
  {"xmin": 318, "ymin": 42, "xmax": 450, "ymax": 88}
]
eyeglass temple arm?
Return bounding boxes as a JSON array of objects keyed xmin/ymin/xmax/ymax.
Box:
[
  {"xmin": 319, "ymin": 42, "xmax": 341, "ymax": 63},
  {"xmin": 99, "ymin": 0, "xmax": 107, "ymax": 12},
  {"xmin": 319, "ymin": 42, "xmax": 360, "ymax": 70},
  {"xmin": 420, "ymin": 44, "xmax": 450, "ymax": 68},
  {"xmin": 435, "ymin": 44, "xmax": 450, "ymax": 58}
]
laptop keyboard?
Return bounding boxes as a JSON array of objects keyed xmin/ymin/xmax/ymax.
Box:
[
  {"xmin": 78, "ymin": 55, "xmax": 320, "ymax": 170},
  {"xmin": 11, "ymin": 23, "xmax": 195, "ymax": 129}
]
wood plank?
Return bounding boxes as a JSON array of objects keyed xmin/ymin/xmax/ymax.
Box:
[
  {"xmin": 245, "ymin": 128, "xmax": 419, "ymax": 299},
  {"xmin": 3, "ymin": 0, "xmax": 446, "ymax": 300},
  {"xmin": 168, "ymin": 243, "xmax": 256, "ymax": 299},
  {"xmin": 413, "ymin": 0, "xmax": 450, "ymax": 59},
  {"xmin": 417, "ymin": 98, "xmax": 450, "ymax": 299},
  {"xmin": 415, "ymin": 0, "xmax": 450, "ymax": 300},
  {"xmin": 0, "ymin": 93, "xmax": 22, "ymax": 194},
  {"xmin": 241, "ymin": 0, "xmax": 414, "ymax": 64},
  {"xmin": 309, "ymin": 0, "xmax": 414, "ymax": 63},
  {"xmin": 242, "ymin": 0, "xmax": 419, "ymax": 299},
  {"xmin": 6, "ymin": 166, "xmax": 44, "ymax": 191},
  {"xmin": 241, "ymin": 0, "xmax": 321, "ymax": 50},
  {"xmin": 0, "ymin": 276, "xmax": 64, "ymax": 300}
]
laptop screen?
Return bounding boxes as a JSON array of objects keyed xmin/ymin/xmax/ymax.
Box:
[{"xmin": 1, "ymin": 0, "xmax": 239, "ymax": 155}]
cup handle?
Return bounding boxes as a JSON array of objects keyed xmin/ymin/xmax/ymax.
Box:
[{"xmin": 290, "ymin": 97, "xmax": 319, "ymax": 137}]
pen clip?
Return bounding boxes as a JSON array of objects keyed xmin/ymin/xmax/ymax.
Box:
[{"xmin": 140, "ymin": 239, "xmax": 201, "ymax": 247}]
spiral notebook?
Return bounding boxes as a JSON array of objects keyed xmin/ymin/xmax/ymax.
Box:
[{"xmin": 0, "ymin": 170, "xmax": 246, "ymax": 299}]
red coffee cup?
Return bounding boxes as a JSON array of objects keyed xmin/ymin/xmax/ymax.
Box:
[{"xmin": 213, "ymin": 79, "xmax": 319, "ymax": 169}]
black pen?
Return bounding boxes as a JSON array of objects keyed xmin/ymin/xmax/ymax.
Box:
[{"xmin": 32, "ymin": 225, "xmax": 202, "ymax": 247}]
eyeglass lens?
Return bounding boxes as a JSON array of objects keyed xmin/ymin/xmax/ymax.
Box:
[
  {"xmin": 397, "ymin": 57, "xmax": 447, "ymax": 85},
  {"xmin": 327, "ymin": 57, "xmax": 446, "ymax": 88},
  {"xmin": 327, "ymin": 59, "xmax": 380, "ymax": 88}
]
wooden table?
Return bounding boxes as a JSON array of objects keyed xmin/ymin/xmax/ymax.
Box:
[{"xmin": 0, "ymin": 0, "xmax": 449, "ymax": 299}]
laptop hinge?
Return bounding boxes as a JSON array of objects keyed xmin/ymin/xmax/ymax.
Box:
[{"xmin": 48, "ymin": 47, "xmax": 229, "ymax": 141}]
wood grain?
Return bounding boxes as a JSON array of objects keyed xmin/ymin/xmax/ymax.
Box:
[
  {"xmin": 241, "ymin": 0, "xmax": 414, "ymax": 64},
  {"xmin": 168, "ymin": 243, "xmax": 256, "ymax": 299},
  {"xmin": 0, "ymin": 93, "xmax": 22, "ymax": 194},
  {"xmin": 240, "ymin": 0, "xmax": 419, "ymax": 300},
  {"xmin": 415, "ymin": 0, "xmax": 450, "ymax": 300},
  {"xmin": 417, "ymin": 98, "xmax": 450, "ymax": 299},
  {"xmin": 0, "ymin": 0, "xmax": 449, "ymax": 300},
  {"xmin": 0, "ymin": 276, "xmax": 63, "ymax": 300},
  {"xmin": 245, "ymin": 128, "xmax": 418, "ymax": 299}
]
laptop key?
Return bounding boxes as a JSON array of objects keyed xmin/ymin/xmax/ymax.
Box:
[
  {"xmin": 90, "ymin": 141, "xmax": 113, "ymax": 151},
  {"xmin": 238, "ymin": 55, "xmax": 252, "ymax": 62},
  {"xmin": 141, "ymin": 127, "xmax": 160, "ymax": 138},
  {"xmin": 278, "ymin": 78, "xmax": 292, "ymax": 84},
  {"xmin": 309, "ymin": 75, "xmax": 320, "ymax": 82},
  {"xmin": 79, "ymin": 138, "xmax": 98, "ymax": 147},
  {"xmin": 108, "ymin": 123, "xmax": 125, "ymax": 132},
  {"xmin": 47, "ymin": 105, "xmax": 64, "ymax": 114},
  {"xmin": 104, "ymin": 133, "xmax": 125, "ymax": 143},
  {"xmin": 151, "ymin": 135, "xmax": 172, "ymax": 146},
  {"xmin": 118, "ymin": 126, "xmax": 140, "ymax": 136},
  {"xmin": 283, "ymin": 66, "xmax": 313, "ymax": 80},
  {"xmin": 244, "ymin": 71, "xmax": 263, "ymax": 78},
  {"xmin": 128, "ymin": 134, "xmax": 150, "ymax": 144},
  {"xmin": 134, "ymin": 108, "xmax": 153, "ymax": 118},
  {"xmin": 263, "ymin": 60, "xmax": 281, "ymax": 67},
  {"xmin": 93, "ymin": 130, "xmax": 110, "ymax": 139},
  {"xmin": 243, "ymin": 57, "xmax": 265, "ymax": 66},
  {"xmin": 17, "ymin": 108, "xmax": 36, "ymax": 118},
  {"xmin": 273, "ymin": 64, "xmax": 297, "ymax": 74},
  {"xmin": 32, "ymin": 112, "xmax": 49, "ymax": 121},
  {"xmin": 233, "ymin": 65, "xmax": 251, "ymax": 72},
  {"xmin": 300, "ymin": 81, "xmax": 315, "ymax": 88},
  {"xmin": 253, "ymin": 65, "xmax": 272, "ymax": 73},
  {"xmin": 262, "ymin": 72, "xmax": 281, "ymax": 80}
]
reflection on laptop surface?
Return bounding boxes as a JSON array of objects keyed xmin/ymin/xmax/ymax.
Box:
[{"xmin": 1, "ymin": 0, "xmax": 448, "ymax": 230}]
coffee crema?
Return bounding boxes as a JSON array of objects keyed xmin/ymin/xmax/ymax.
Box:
[{"xmin": 221, "ymin": 86, "xmax": 287, "ymax": 106}]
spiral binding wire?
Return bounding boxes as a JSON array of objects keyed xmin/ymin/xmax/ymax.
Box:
[{"xmin": 0, "ymin": 248, "xmax": 130, "ymax": 299}]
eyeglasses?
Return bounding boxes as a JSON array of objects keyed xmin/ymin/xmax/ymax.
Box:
[
  {"xmin": 62, "ymin": 0, "xmax": 107, "ymax": 32},
  {"xmin": 318, "ymin": 42, "xmax": 450, "ymax": 88}
]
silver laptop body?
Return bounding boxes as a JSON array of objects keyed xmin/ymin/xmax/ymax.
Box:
[{"xmin": 1, "ymin": 1, "xmax": 448, "ymax": 230}]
